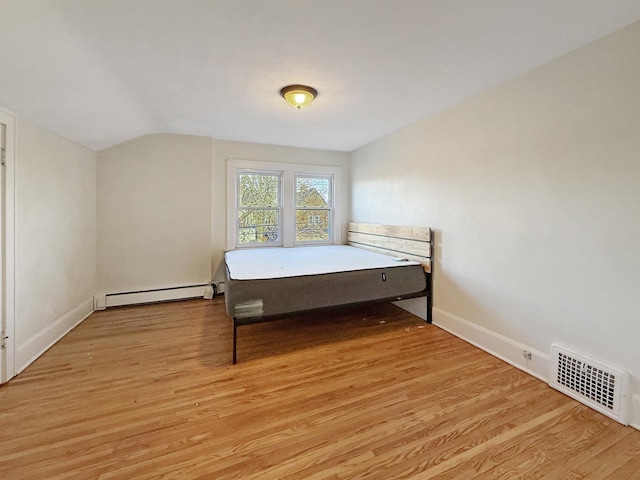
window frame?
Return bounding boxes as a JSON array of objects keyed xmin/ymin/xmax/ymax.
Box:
[{"xmin": 227, "ymin": 159, "xmax": 342, "ymax": 249}]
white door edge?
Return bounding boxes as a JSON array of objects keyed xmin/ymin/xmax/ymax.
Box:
[{"xmin": 0, "ymin": 110, "xmax": 16, "ymax": 384}]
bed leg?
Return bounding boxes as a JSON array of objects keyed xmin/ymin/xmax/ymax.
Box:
[
  {"xmin": 426, "ymin": 271, "xmax": 433, "ymax": 324},
  {"xmin": 232, "ymin": 318, "xmax": 238, "ymax": 365}
]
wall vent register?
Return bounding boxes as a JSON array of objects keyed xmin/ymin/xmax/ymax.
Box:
[{"xmin": 549, "ymin": 343, "xmax": 629, "ymax": 425}]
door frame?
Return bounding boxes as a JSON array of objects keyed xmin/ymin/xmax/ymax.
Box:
[{"xmin": 0, "ymin": 109, "xmax": 16, "ymax": 384}]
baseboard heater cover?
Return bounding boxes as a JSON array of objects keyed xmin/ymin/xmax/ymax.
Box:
[
  {"xmin": 549, "ymin": 343, "xmax": 629, "ymax": 425},
  {"xmin": 104, "ymin": 284, "xmax": 208, "ymax": 308}
]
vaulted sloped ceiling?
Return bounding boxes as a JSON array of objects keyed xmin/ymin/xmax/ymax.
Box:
[{"xmin": 1, "ymin": 0, "xmax": 640, "ymax": 152}]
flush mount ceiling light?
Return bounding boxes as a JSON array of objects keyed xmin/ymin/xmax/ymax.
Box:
[{"xmin": 280, "ymin": 84, "xmax": 317, "ymax": 110}]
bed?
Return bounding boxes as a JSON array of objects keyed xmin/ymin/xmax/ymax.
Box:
[{"xmin": 224, "ymin": 222, "xmax": 433, "ymax": 363}]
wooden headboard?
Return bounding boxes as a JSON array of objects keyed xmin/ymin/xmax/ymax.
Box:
[{"xmin": 347, "ymin": 222, "xmax": 433, "ymax": 273}]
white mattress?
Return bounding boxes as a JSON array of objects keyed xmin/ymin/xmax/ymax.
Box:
[{"xmin": 225, "ymin": 245, "xmax": 419, "ymax": 280}]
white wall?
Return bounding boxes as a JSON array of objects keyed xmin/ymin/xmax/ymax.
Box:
[
  {"xmin": 97, "ymin": 134, "xmax": 212, "ymax": 294},
  {"xmin": 351, "ymin": 21, "xmax": 640, "ymax": 426},
  {"xmin": 14, "ymin": 117, "xmax": 96, "ymax": 373},
  {"xmin": 211, "ymin": 139, "xmax": 351, "ymax": 279}
]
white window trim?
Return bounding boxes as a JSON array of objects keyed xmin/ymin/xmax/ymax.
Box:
[{"xmin": 227, "ymin": 158, "xmax": 342, "ymax": 250}]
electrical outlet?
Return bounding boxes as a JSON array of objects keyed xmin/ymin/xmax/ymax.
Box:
[{"xmin": 522, "ymin": 350, "xmax": 532, "ymax": 360}]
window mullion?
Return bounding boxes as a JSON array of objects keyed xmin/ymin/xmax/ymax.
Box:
[{"xmin": 282, "ymin": 169, "xmax": 294, "ymax": 247}]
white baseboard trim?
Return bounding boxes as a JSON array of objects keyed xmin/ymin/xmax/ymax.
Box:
[
  {"xmin": 630, "ymin": 394, "xmax": 640, "ymax": 431},
  {"xmin": 400, "ymin": 305, "xmax": 640, "ymax": 432},
  {"xmin": 16, "ymin": 298, "xmax": 94, "ymax": 375},
  {"xmin": 103, "ymin": 284, "xmax": 208, "ymax": 308},
  {"xmin": 432, "ymin": 307, "xmax": 549, "ymax": 382},
  {"xmin": 393, "ymin": 297, "xmax": 551, "ymax": 382}
]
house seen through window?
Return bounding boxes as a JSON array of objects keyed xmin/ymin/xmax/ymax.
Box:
[{"xmin": 295, "ymin": 175, "xmax": 331, "ymax": 242}]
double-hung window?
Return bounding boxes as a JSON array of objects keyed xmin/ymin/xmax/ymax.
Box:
[
  {"xmin": 227, "ymin": 159, "xmax": 341, "ymax": 249},
  {"xmin": 295, "ymin": 175, "xmax": 332, "ymax": 242},
  {"xmin": 237, "ymin": 171, "xmax": 282, "ymax": 245}
]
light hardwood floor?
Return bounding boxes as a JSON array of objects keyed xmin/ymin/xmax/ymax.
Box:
[{"xmin": 1, "ymin": 297, "xmax": 639, "ymax": 479}]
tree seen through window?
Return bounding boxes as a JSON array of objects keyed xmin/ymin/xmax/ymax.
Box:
[
  {"xmin": 237, "ymin": 173, "xmax": 280, "ymax": 244},
  {"xmin": 235, "ymin": 169, "xmax": 334, "ymax": 246}
]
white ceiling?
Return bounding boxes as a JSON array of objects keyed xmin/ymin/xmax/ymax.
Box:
[{"xmin": 2, "ymin": 1, "xmax": 640, "ymax": 153}]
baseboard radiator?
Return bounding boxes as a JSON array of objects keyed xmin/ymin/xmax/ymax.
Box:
[
  {"xmin": 95, "ymin": 284, "xmax": 209, "ymax": 309},
  {"xmin": 549, "ymin": 343, "xmax": 629, "ymax": 425}
]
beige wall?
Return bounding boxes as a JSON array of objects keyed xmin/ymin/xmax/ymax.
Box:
[
  {"xmin": 351, "ymin": 22, "xmax": 640, "ymax": 425},
  {"xmin": 7, "ymin": 126, "xmax": 350, "ymax": 373},
  {"xmin": 97, "ymin": 135, "xmax": 350, "ymax": 290},
  {"xmin": 97, "ymin": 134, "xmax": 213, "ymax": 293},
  {"xmin": 14, "ymin": 117, "xmax": 96, "ymax": 372}
]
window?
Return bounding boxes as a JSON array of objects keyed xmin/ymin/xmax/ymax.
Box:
[
  {"xmin": 227, "ymin": 159, "xmax": 341, "ymax": 249},
  {"xmin": 295, "ymin": 175, "xmax": 332, "ymax": 242},
  {"xmin": 237, "ymin": 171, "xmax": 281, "ymax": 245}
]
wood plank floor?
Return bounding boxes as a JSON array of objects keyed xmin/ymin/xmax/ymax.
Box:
[{"xmin": 1, "ymin": 297, "xmax": 639, "ymax": 479}]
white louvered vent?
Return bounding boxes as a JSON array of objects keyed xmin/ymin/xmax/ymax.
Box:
[{"xmin": 549, "ymin": 343, "xmax": 629, "ymax": 425}]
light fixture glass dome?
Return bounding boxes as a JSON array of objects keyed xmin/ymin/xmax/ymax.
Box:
[{"xmin": 280, "ymin": 84, "xmax": 317, "ymax": 109}]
